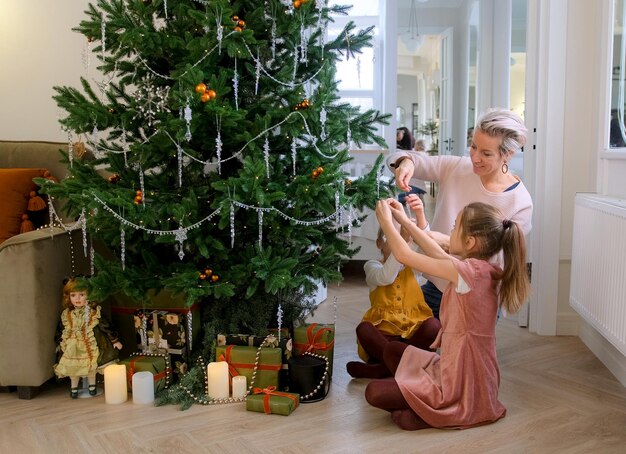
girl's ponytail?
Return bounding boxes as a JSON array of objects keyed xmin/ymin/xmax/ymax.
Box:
[{"xmin": 499, "ymin": 220, "xmax": 530, "ymax": 314}]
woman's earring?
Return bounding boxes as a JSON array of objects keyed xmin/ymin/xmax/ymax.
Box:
[{"xmin": 501, "ymin": 163, "xmax": 509, "ymax": 174}]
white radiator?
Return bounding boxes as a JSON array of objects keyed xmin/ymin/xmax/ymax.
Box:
[{"xmin": 570, "ymin": 193, "xmax": 626, "ymax": 356}]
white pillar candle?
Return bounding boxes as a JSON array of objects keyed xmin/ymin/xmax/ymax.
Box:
[
  {"xmin": 207, "ymin": 361, "xmax": 229, "ymax": 399},
  {"xmin": 104, "ymin": 364, "xmax": 127, "ymax": 404},
  {"xmin": 232, "ymin": 375, "xmax": 247, "ymax": 398},
  {"xmin": 132, "ymin": 371, "xmax": 155, "ymax": 405}
]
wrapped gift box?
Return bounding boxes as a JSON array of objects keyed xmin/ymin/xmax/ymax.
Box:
[
  {"xmin": 215, "ymin": 345, "xmax": 281, "ymax": 390},
  {"xmin": 111, "ymin": 300, "xmax": 200, "ymax": 380},
  {"xmin": 217, "ymin": 331, "xmax": 292, "ymax": 363},
  {"xmin": 119, "ymin": 352, "xmax": 172, "ymax": 392},
  {"xmin": 217, "ymin": 331, "xmax": 292, "ymax": 390},
  {"xmin": 293, "ymin": 323, "xmax": 335, "ymax": 379},
  {"xmin": 246, "ymin": 387, "xmax": 299, "ymax": 415},
  {"xmin": 142, "ymin": 309, "xmax": 199, "ymax": 356}
]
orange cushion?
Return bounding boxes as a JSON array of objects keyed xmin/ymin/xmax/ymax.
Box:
[{"xmin": 0, "ymin": 168, "xmax": 49, "ymax": 244}]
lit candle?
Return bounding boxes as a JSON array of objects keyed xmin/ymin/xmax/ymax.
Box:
[
  {"xmin": 132, "ymin": 371, "xmax": 154, "ymax": 405},
  {"xmin": 104, "ymin": 364, "xmax": 127, "ymax": 404},
  {"xmin": 232, "ymin": 375, "xmax": 247, "ymax": 398},
  {"xmin": 207, "ymin": 361, "xmax": 229, "ymax": 399}
]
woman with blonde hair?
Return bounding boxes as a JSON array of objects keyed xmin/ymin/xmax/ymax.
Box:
[{"xmin": 387, "ymin": 108, "xmax": 532, "ymax": 319}]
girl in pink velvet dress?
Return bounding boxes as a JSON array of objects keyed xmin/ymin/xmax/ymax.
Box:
[{"xmin": 367, "ymin": 199, "xmax": 530, "ymax": 430}]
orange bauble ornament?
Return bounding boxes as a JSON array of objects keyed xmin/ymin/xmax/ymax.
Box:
[
  {"xmin": 201, "ymin": 92, "xmax": 211, "ymax": 103},
  {"xmin": 199, "ymin": 273, "xmax": 207, "ymax": 280},
  {"xmin": 204, "ymin": 268, "xmax": 213, "ymax": 276},
  {"xmin": 195, "ymin": 82, "xmax": 207, "ymax": 94},
  {"xmin": 294, "ymin": 0, "xmax": 302, "ymax": 8},
  {"xmin": 211, "ymin": 274, "xmax": 219, "ymax": 282},
  {"xmin": 207, "ymin": 89, "xmax": 217, "ymax": 100}
]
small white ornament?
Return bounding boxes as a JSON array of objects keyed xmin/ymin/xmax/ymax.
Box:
[
  {"xmin": 184, "ymin": 98, "xmax": 192, "ymax": 142},
  {"xmin": 230, "ymin": 203, "xmax": 235, "ymax": 248},
  {"xmin": 263, "ymin": 136, "xmax": 270, "ymax": 178},
  {"xmin": 258, "ymin": 210, "xmax": 263, "ymax": 249},
  {"xmin": 120, "ymin": 226, "xmax": 126, "ymax": 270},
  {"xmin": 233, "ymin": 56, "xmax": 239, "ymax": 110}
]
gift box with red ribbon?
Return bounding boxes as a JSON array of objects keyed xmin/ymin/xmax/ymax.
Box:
[
  {"xmin": 246, "ymin": 386, "xmax": 300, "ymax": 416},
  {"xmin": 293, "ymin": 323, "xmax": 335, "ymax": 379},
  {"xmin": 217, "ymin": 331, "xmax": 292, "ymax": 390},
  {"xmin": 119, "ymin": 352, "xmax": 172, "ymax": 392},
  {"xmin": 217, "ymin": 331, "xmax": 292, "ymax": 364},
  {"xmin": 215, "ymin": 345, "xmax": 282, "ymax": 390}
]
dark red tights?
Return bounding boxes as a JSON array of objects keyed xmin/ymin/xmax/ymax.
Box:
[
  {"xmin": 364, "ymin": 341, "xmax": 432, "ymax": 431},
  {"xmin": 346, "ymin": 318, "xmax": 440, "ymax": 379}
]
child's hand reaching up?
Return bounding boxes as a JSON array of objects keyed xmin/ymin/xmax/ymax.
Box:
[
  {"xmin": 405, "ymin": 194, "xmax": 428, "ymax": 230},
  {"xmin": 406, "ymin": 193, "xmax": 424, "ymax": 216},
  {"xmin": 375, "ymin": 199, "xmax": 394, "ymax": 226},
  {"xmin": 387, "ymin": 198, "xmax": 411, "ymax": 225}
]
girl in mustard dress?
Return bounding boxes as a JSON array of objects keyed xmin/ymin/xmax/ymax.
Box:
[
  {"xmin": 366, "ymin": 200, "xmax": 530, "ymax": 430},
  {"xmin": 347, "ymin": 194, "xmax": 440, "ymax": 379},
  {"xmin": 54, "ymin": 278, "xmax": 122, "ymax": 398}
]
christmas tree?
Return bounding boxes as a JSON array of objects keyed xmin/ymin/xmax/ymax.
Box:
[{"xmin": 41, "ymin": 0, "xmax": 389, "ymax": 407}]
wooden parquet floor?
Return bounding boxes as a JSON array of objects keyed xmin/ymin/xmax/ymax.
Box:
[{"xmin": 2, "ymin": 270, "xmax": 626, "ymax": 454}]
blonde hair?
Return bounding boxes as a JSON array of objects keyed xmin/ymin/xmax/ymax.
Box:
[
  {"xmin": 475, "ymin": 108, "xmax": 527, "ymax": 158},
  {"xmin": 457, "ymin": 202, "xmax": 530, "ymax": 314},
  {"xmin": 62, "ymin": 278, "xmax": 89, "ymax": 309}
]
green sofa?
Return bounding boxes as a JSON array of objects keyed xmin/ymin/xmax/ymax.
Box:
[{"xmin": 0, "ymin": 140, "xmax": 88, "ymax": 399}]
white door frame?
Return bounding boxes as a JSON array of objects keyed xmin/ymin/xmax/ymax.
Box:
[
  {"xmin": 439, "ymin": 28, "xmax": 454, "ymax": 155},
  {"xmin": 525, "ymin": 0, "xmax": 567, "ymax": 335}
]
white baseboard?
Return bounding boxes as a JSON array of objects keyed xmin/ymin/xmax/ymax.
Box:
[
  {"xmin": 579, "ymin": 319, "xmax": 626, "ymax": 388},
  {"xmin": 556, "ymin": 312, "xmax": 580, "ymax": 336}
]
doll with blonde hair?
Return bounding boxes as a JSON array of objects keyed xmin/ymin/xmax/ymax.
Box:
[{"xmin": 54, "ymin": 278, "xmax": 122, "ymax": 398}]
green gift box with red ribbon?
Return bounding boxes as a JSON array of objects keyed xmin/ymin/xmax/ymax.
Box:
[
  {"xmin": 119, "ymin": 352, "xmax": 172, "ymax": 392},
  {"xmin": 293, "ymin": 323, "xmax": 335, "ymax": 379},
  {"xmin": 246, "ymin": 386, "xmax": 300, "ymax": 416},
  {"xmin": 215, "ymin": 345, "xmax": 282, "ymax": 390}
]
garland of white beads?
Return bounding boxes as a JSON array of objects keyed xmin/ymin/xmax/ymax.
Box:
[
  {"xmin": 298, "ymin": 351, "xmax": 329, "ymax": 402},
  {"xmin": 176, "ymin": 334, "xmax": 275, "ymax": 405}
]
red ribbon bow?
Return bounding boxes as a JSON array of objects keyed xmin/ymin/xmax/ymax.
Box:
[
  {"xmin": 218, "ymin": 345, "xmax": 241, "ymax": 378},
  {"xmin": 294, "ymin": 323, "xmax": 334, "ymax": 354},
  {"xmin": 253, "ymin": 386, "xmax": 299, "ymax": 414}
]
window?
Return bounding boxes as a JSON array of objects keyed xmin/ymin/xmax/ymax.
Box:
[
  {"xmin": 328, "ymin": 1, "xmax": 383, "ymax": 145},
  {"xmin": 610, "ymin": 0, "xmax": 626, "ymax": 148}
]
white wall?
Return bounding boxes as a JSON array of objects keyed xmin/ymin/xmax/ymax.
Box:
[
  {"xmin": 0, "ymin": 0, "xmax": 93, "ymax": 141},
  {"xmin": 558, "ymin": 0, "xmax": 601, "ymax": 333},
  {"xmin": 561, "ymin": 0, "xmax": 626, "ymax": 385}
]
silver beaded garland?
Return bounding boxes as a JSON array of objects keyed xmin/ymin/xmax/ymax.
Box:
[
  {"xmin": 173, "ymin": 334, "xmax": 276, "ymax": 405},
  {"xmin": 299, "ymin": 352, "xmax": 329, "ymax": 401}
]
